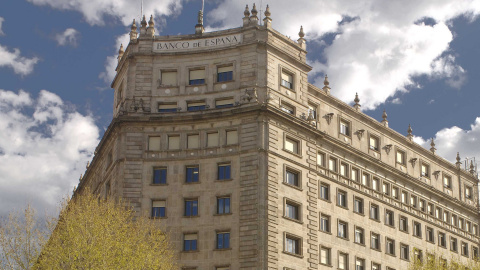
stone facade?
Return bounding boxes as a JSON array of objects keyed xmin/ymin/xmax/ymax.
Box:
[{"xmin": 76, "ymin": 5, "xmax": 480, "ymax": 270}]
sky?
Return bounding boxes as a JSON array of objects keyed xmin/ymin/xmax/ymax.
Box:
[{"xmin": 0, "ymin": 0, "xmax": 479, "ymax": 217}]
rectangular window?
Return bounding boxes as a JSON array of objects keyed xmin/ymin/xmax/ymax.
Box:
[
  {"xmin": 400, "ymin": 244, "xmax": 409, "ymax": 260},
  {"xmin": 459, "ymin": 218, "xmax": 465, "ymax": 230},
  {"xmin": 218, "ymin": 164, "xmax": 231, "ymax": 180},
  {"xmin": 317, "ymin": 152, "xmax": 325, "ymax": 167},
  {"xmin": 285, "ymin": 234, "xmax": 301, "ymax": 255},
  {"xmin": 189, "ymin": 69, "xmax": 205, "ymax": 85},
  {"xmin": 401, "ymin": 191, "xmax": 408, "ymax": 204},
  {"xmin": 382, "ymin": 182, "xmax": 390, "ymax": 196},
  {"xmin": 215, "ymin": 98, "xmax": 234, "ymax": 108},
  {"xmin": 281, "ymin": 71, "xmax": 293, "ymax": 89},
  {"xmin": 226, "ymin": 130, "xmax": 238, "ymax": 145},
  {"xmin": 369, "ymin": 136, "xmax": 379, "ymax": 151},
  {"xmin": 414, "ymin": 249, "xmax": 423, "ymax": 262},
  {"xmin": 354, "ymin": 197, "xmax": 364, "ymax": 214},
  {"xmin": 355, "ymin": 227, "xmax": 365, "ymax": 245},
  {"xmin": 217, "ymin": 65, "xmax": 233, "ymax": 82},
  {"xmin": 371, "ymin": 233, "xmax": 380, "ymax": 250},
  {"xmin": 451, "ymin": 237, "xmax": 458, "ymax": 252},
  {"xmin": 473, "ymin": 247, "xmax": 479, "ymax": 259},
  {"xmin": 427, "ymin": 203, "xmax": 434, "ymax": 216},
  {"xmin": 386, "ymin": 238, "xmax": 395, "ymax": 255},
  {"xmin": 285, "ymin": 200, "xmax": 300, "ymax": 221},
  {"xmin": 158, "ymin": 103, "xmax": 177, "ymax": 113},
  {"xmin": 320, "ymin": 214, "xmax": 330, "ymax": 233},
  {"xmin": 186, "ymin": 166, "xmax": 199, "ymax": 183},
  {"xmin": 207, "ymin": 132, "xmax": 219, "ymax": 147},
  {"xmin": 372, "ymin": 263, "xmax": 381, "ymax": 270},
  {"xmin": 320, "ymin": 246, "xmax": 331, "ymax": 265},
  {"xmin": 443, "ymin": 175, "xmax": 452, "ymax": 189},
  {"xmin": 362, "ymin": 173, "xmax": 370, "ymax": 187},
  {"xmin": 340, "ymin": 120, "xmax": 350, "ymax": 136},
  {"xmin": 217, "ymin": 196, "xmax": 231, "ymax": 214},
  {"xmin": 399, "ymin": 216, "xmax": 408, "ymax": 232},
  {"xmin": 338, "ymin": 220, "xmax": 348, "ymax": 239},
  {"xmin": 184, "ymin": 199, "xmax": 198, "ymax": 216},
  {"xmin": 438, "ymin": 232, "xmax": 446, "ymax": 248},
  {"xmin": 421, "ymin": 163, "xmax": 429, "ymax": 178},
  {"xmin": 152, "ymin": 200, "xmax": 166, "ymax": 218},
  {"xmin": 451, "ymin": 214, "xmax": 457, "ymax": 226},
  {"xmin": 285, "ymin": 137, "xmax": 299, "ymax": 154},
  {"xmin": 153, "ymin": 167, "xmax": 167, "ymax": 184},
  {"xmin": 168, "ymin": 135, "xmax": 180, "ymax": 150},
  {"xmin": 392, "ymin": 187, "xmax": 399, "ymax": 200},
  {"xmin": 285, "ymin": 169, "xmax": 299, "ymax": 187},
  {"xmin": 187, "ymin": 134, "xmax": 199, "ymax": 149},
  {"xmin": 148, "ymin": 136, "xmax": 161, "ymax": 151},
  {"xmin": 466, "ymin": 221, "xmax": 471, "ymax": 232},
  {"xmin": 337, "ymin": 190, "xmax": 347, "ymax": 207},
  {"xmin": 184, "ymin": 233, "xmax": 198, "ymax": 251},
  {"xmin": 396, "ymin": 150, "xmax": 405, "ymax": 165},
  {"xmin": 413, "ymin": 221, "xmax": 422, "ymax": 237},
  {"xmin": 339, "ymin": 253, "xmax": 348, "ymax": 270},
  {"xmin": 160, "ymin": 71, "xmax": 177, "ymax": 86},
  {"xmin": 370, "ymin": 204, "xmax": 379, "ymax": 221},
  {"xmin": 308, "ymin": 103, "xmax": 317, "ymax": 120},
  {"xmin": 410, "ymin": 195, "xmax": 417, "ymax": 208},
  {"xmin": 419, "ymin": 199, "xmax": 425, "ymax": 212},
  {"xmin": 329, "ymin": 157, "xmax": 337, "ymax": 172},
  {"xmin": 340, "ymin": 163, "xmax": 348, "ymax": 177},
  {"xmin": 461, "ymin": 242, "xmax": 469, "ymax": 256},
  {"xmin": 280, "ymin": 102, "xmax": 295, "ymax": 114},
  {"xmin": 216, "ymin": 232, "xmax": 230, "ymax": 249},
  {"xmin": 435, "ymin": 207, "xmax": 442, "ymax": 220},
  {"xmin": 473, "ymin": 224, "xmax": 478, "ymax": 235},
  {"xmin": 385, "ymin": 210, "xmax": 394, "ymax": 226},
  {"xmin": 356, "ymin": 258, "xmax": 365, "ymax": 270},
  {"xmin": 352, "ymin": 168, "xmax": 359, "ymax": 182},
  {"xmin": 426, "ymin": 227, "xmax": 434, "ymax": 243},
  {"xmin": 187, "ymin": 101, "xmax": 206, "ymax": 111},
  {"xmin": 372, "ymin": 178, "xmax": 379, "ymax": 191},
  {"xmin": 320, "ymin": 183, "xmax": 329, "ymax": 201},
  {"xmin": 466, "ymin": 186, "xmax": 472, "ymax": 199}
]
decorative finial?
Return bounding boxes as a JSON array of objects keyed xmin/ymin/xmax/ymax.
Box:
[
  {"xmin": 244, "ymin": 5, "xmax": 250, "ymax": 17},
  {"xmin": 430, "ymin": 138, "xmax": 436, "ymax": 154},
  {"xmin": 382, "ymin": 109, "xmax": 387, "ymax": 121},
  {"xmin": 353, "ymin": 92, "xmax": 361, "ymax": 111},
  {"xmin": 323, "ymin": 75, "xmax": 331, "ymax": 94},
  {"xmin": 195, "ymin": 10, "xmax": 205, "ymax": 34},
  {"xmin": 457, "ymin": 152, "xmax": 461, "ymax": 163},
  {"xmin": 264, "ymin": 4, "xmax": 271, "ymax": 18},
  {"xmin": 407, "ymin": 124, "xmax": 413, "ymax": 141},
  {"xmin": 130, "ymin": 19, "xmax": 138, "ymax": 41},
  {"xmin": 86, "ymin": 161, "xmax": 90, "ymax": 169},
  {"xmin": 470, "ymin": 160, "xmax": 476, "ymax": 174},
  {"xmin": 131, "ymin": 19, "xmax": 137, "ymax": 30},
  {"xmin": 141, "ymin": 15, "xmax": 147, "ymax": 27},
  {"xmin": 299, "ymin": 26, "xmax": 305, "ymax": 38},
  {"xmin": 140, "ymin": 15, "xmax": 147, "ymax": 36},
  {"xmin": 251, "ymin": 3, "xmax": 258, "ymax": 16},
  {"xmin": 456, "ymin": 152, "xmax": 462, "ymax": 169},
  {"xmin": 148, "ymin": 15, "xmax": 154, "ymax": 27},
  {"xmin": 117, "ymin": 44, "xmax": 124, "ymax": 63}
]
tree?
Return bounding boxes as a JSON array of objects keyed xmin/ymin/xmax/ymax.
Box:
[
  {"xmin": 35, "ymin": 192, "xmax": 177, "ymax": 269},
  {"xmin": 0, "ymin": 205, "xmax": 49, "ymax": 270},
  {"xmin": 409, "ymin": 249, "xmax": 480, "ymax": 270}
]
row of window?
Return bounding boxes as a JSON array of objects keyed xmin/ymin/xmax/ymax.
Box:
[
  {"xmin": 152, "ymin": 164, "xmax": 232, "ymax": 185},
  {"xmin": 151, "ymin": 195, "xmax": 231, "ymax": 218},
  {"xmin": 317, "ymin": 181, "xmax": 478, "ymax": 235},
  {"xmin": 158, "ymin": 65, "xmax": 234, "ymax": 87},
  {"xmin": 319, "ymin": 247, "xmax": 397, "ymax": 270},
  {"xmin": 181, "ymin": 232, "xmax": 231, "ymax": 251},
  {"xmin": 147, "ymin": 130, "xmax": 238, "ymax": 151},
  {"xmin": 158, "ymin": 97, "xmax": 236, "ymax": 113}
]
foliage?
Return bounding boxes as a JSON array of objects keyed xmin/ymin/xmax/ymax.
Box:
[
  {"xmin": 0, "ymin": 205, "xmax": 49, "ymax": 270},
  {"xmin": 409, "ymin": 249, "xmax": 480, "ymax": 270},
  {"xmin": 36, "ymin": 192, "xmax": 177, "ymax": 269}
]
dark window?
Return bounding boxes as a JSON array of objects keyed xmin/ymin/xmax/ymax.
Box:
[
  {"xmin": 286, "ymin": 170, "xmax": 299, "ymax": 186},
  {"xmin": 217, "ymin": 66, "xmax": 233, "ymax": 82},
  {"xmin": 218, "ymin": 164, "xmax": 231, "ymax": 180},
  {"xmin": 354, "ymin": 197, "xmax": 364, "ymax": 214},
  {"xmin": 438, "ymin": 232, "xmax": 446, "ymax": 248},
  {"xmin": 399, "ymin": 216, "xmax": 408, "ymax": 232},
  {"xmin": 158, "ymin": 103, "xmax": 177, "ymax": 112},
  {"xmin": 320, "ymin": 214, "xmax": 330, "ymax": 233},
  {"xmin": 217, "ymin": 197, "xmax": 231, "ymax": 214},
  {"xmin": 185, "ymin": 199, "xmax": 198, "ymax": 216},
  {"xmin": 152, "ymin": 201, "xmax": 166, "ymax": 218},
  {"xmin": 355, "ymin": 227, "xmax": 364, "ymax": 245},
  {"xmin": 189, "ymin": 69, "xmax": 205, "ymax": 85},
  {"xmin": 401, "ymin": 244, "xmax": 409, "ymax": 260},
  {"xmin": 413, "ymin": 222, "xmax": 422, "ymax": 237},
  {"xmin": 285, "ymin": 234, "xmax": 301, "ymax": 255},
  {"xmin": 216, "ymin": 232, "xmax": 230, "ymax": 249},
  {"xmin": 186, "ymin": 166, "xmax": 199, "ymax": 183},
  {"xmin": 451, "ymin": 237, "xmax": 458, "ymax": 252},
  {"xmin": 338, "ymin": 221, "xmax": 348, "ymax": 239},
  {"xmin": 153, "ymin": 168, "xmax": 167, "ymax": 184},
  {"xmin": 187, "ymin": 102, "xmax": 206, "ymax": 111},
  {"xmin": 385, "ymin": 210, "xmax": 394, "ymax": 226},
  {"xmin": 320, "ymin": 183, "xmax": 329, "ymax": 200},
  {"xmin": 386, "ymin": 238, "xmax": 395, "ymax": 255},
  {"xmin": 286, "ymin": 201, "xmax": 300, "ymax": 220},
  {"xmin": 426, "ymin": 227, "xmax": 434, "ymax": 243},
  {"xmin": 215, "ymin": 98, "xmax": 234, "ymax": 108},
  {"xmin": 462, "ymin": 242, "xmax": 469, "ymax": 256},
  {"xmin": 371, "ymin": 233, "xmax": 380, "ymax": 250},
  {"xmin": 184, "ymin": 234, "xmax": 197, "ymax": 251},
  {"xmin": 337, "ymin": 191, "xmax": 347, "ymax": 207},
  {"xmin": 370, "ymin": 204, "xmax": 379, "ymax": 220}
]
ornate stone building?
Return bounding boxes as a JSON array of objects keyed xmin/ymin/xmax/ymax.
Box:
[{"xmin": 76, "ymin": 4, "xmax": 480, "ymax": 270}]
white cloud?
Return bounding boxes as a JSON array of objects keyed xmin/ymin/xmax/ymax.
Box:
[
  {"xmin": 0, "ymin": 89, "xmax": 99, "ymax": 216},
  {"xmin": 0, "ymin": 45, "xmax": 39, "ymax": 76},
  {"xmin": 27, "ymin": 0, "xmax": 183, "ymax": 26},
  {"xmin": 391, "ymin": 98, "xmax": 402, "ymax": 104},
  {"xmin": 416, "ymin": 117, "xmax": 480, "ymax": 167},
  {"xmin": 208, "ymin": 0, "xmax": 480, "ymax": 110},
  {"xmin": 0, "ymin": 17, "xmax": 4, "ymax": 36},
  {"xmin": 99, "ymin": 33, "xmax": 130, "ymax": 84},
  {"xmin": 55, "ymin": 28, "xmax": 80, "ymax": 47}
]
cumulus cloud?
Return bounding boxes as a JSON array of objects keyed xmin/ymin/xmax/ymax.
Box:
[
  {"xmin": 0, "ymin": 45, "xmax": 39, "ymax": 76},
  {"xmin": 55, "ymin": 28, "xmax": 80, "ymax": 47},
  {"xmin": 99, "ymin": 33, "xmax": 130, "ymax": 84},
  {"xmin": 0, "ymin": 89, "xmax": 99, "ymax": 216},
  {"xmin": 0, "ymin": 17, "xmax": 4, "ymax": 36},
  {"xmin": 209, "ymin": 0, "xmax": 480, "ymax": 110},
  {"xmin": 27, "ymin": 0, "xmax": 183, "ymax": 26},
  {"xmin": 415, "ymin": 118, "xmax": 480, "ymax": 166}
]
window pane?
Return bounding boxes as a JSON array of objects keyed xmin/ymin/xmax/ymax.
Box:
[
  {"xmin": 161, "ymin": 71, "xmax": 177, "ymax": 86},
  {"xmin": 285, "ymin": 137, "xmax": 298, "ymax": 153},
  {"xmin": 148, "ymin": 136, "xmax": 161, "ymax": 151},
  {"xmin": 153, "ymin": 168, "xmax": 167, "ymax": 184}
]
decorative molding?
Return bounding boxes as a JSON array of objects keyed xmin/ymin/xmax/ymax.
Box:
[{"xmin": 324, "ymin": 113, "xmax": 334, "ymax": 124}]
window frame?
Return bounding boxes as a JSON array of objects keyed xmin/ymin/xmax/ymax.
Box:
[
  {"xmin": 184, "ymin": 198, "xmax": 199, "ymax": 217},
  {"xmin": 186, "ymin": 165, "xmax": 200, "ymax": 183},
  {"xmin": 354, "ymin": 196, "xmax": 364, "ymax": 215},
  {"xmin": 320, "ymin": 213, "xmax": 331, "ymax": 233},
  {"xmin": 217, "ymin": 163, "xmax": 231, "ymax": 180},
  {"xmin": 399, "ymin": 216, "xmax": 408, "ymax": 233},
  {"xmin": 151, "ymin": 200, "xmax": 166, "ymax": 218},
  {"xmin": 280, "ymin": 101, "xmax": 295, "ymax": 115},
  {"xmin": 320, "ymin": 246, "xmax": 332, "ymax": 266},
  {"xmin": 413, "ymin": 221, "xmax": 422, "ymax": 238},
  {"xmin": 217, "ymin": 196, "xmax": 231, "ymax": 215},
  {"xmin": 369, "ymin": 134, "xmax": 380, "ymax": 152},
  {"xmin": 337, "ymin": 189, "xmax": 348, "ymax": 208},
  {"xmin": 152, "ymin": 167, "xmax": 167, "ymax": 185},
  {"xmin": 158, "ymin": 102, "xmax": 178, "ymax": 113},
  {"xmin": 285, "ymin": 167, "xmax": 301, "ymax": 188},
  {"xmin": 396, "ymin": 149, "xmax": 406, "ymax": 166},
  {"xmin": 188, "ymin": 68, "xmax": 206, "ymax": 85},
  {"xmin": 284, "ymin": 135, "xmax": 300, "ymax": 155},
  {"xmin": 339, "ymin": 118, "xmax": 351, "ymax": 137},
  {"xmin": 426, "ymin": 227, "xmax": 434, "ymax": 243},
  {"xmin": 280, "ymin": 68, "xmax": 295, "ymax": 90},
  {"xmin": 319, "ymin": 182, "xmax": 330, "ymax": 201},
  {"xmin": 438, "ymin": 232, "xmax": 446, "ymax": 248},
  {"xmin": 420, "ymin": 162, "xmax": 430, "ymax": 178},
  {"xmin": 159, "ymin": 70, "xmax": 178, "ymax": 87},
  {"xmin": 370, "ymin": 203, "xmax": 380, "ymax": 221},
  {"xmin": 183, "ymin": 232, "xmax": 198, "ymax": 251},
  {"xmin": 354, "ymin": 226, "xmax": 365, "ymax": 245},
  {"xmin": 216, "ymin": 231, "xmax": 231, "ymax": 250},
  {"xmin": 216, "ymin": 64, "xmax": 234, "ymax": 83},
  {"xmin": 400, "ymin": 243, "xmax": 409, "ymax": 261},
  {"xmin": 371, "ymin": 232, "xmax": 381, "ymax": 251},
  {"xmin": 385, "ymin": 209, "xmax": 394, "ymax": 227},
  {"xmin": 337, "ymin": 220, "xmax": 349, "ymax": 240},
  {"xmin": 284, "ymin": 198, "xmax": 302, "ymax": 222},
  {"xmin": 386, "ymin": 238, "xmax": 395, "ymax": 256},
  {"xmin": 284, "ymin": 232, "xmax": 302, "ymax": 256}
]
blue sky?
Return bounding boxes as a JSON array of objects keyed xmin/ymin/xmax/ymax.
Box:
[{"xmin": 0, "ymin": 0, "xmax": 479, "ymax": 216}]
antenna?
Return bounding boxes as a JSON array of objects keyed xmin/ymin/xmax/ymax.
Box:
[
  {"xmin": 141, "ymin": 0, "xmax": 144, "ymax": 18},
  {"xmin": 202, "ymin": 0, "xmax": 205, "ymax": 13},
  {"xmin": 259, "ymin": 0, "xmax": 263, "ymax": 25}
]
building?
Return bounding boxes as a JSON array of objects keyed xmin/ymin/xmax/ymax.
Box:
[{"xmin": 75, "ymin": 4, "xmax": 480, "ymax": 270}]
